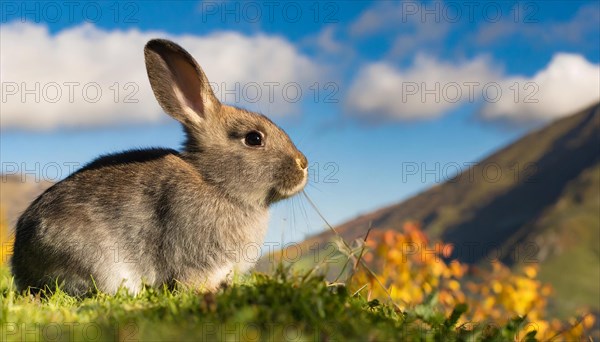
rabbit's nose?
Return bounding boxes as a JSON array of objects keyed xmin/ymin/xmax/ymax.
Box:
[{"xmin": 296, "ymin": 155, "xmax": 308, "ymax": 170}]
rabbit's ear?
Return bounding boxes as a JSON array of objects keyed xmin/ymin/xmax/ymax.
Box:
[{"xmin": 144, "ymin": 39, "xmax": 221, "ymax": 126}]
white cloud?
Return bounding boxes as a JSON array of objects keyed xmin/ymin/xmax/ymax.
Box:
[
  {"xmin": 0, "ymin": 22, "xmax": 320, "ymax": 130},
  {"xmin": 346, "ymin": 54, "xmax": 500, "ymax": 121},
  {"xmin": 346, "ymin": 52, "xmax": 599, "ymax": 123},
  {"xmin": 480, "ymin": 54, "xmax": 600, "ymax": 122}
]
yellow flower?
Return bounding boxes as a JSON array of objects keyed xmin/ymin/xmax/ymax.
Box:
[
  {"xmin": 483, "ymin": 297, "xmax": 495, "ymax": 310},
  {"xmin": 0, "ymin": 207, "xmax": 14, "ymax": 265},
  {"xmin": 423, "ymin": 282, "xmax": 433, "ymax": 294},
  {"xmin": 448, "ymin": 280, "xmax": 461, "ymax": 291},
  {"xmin": 583, "ymin": 314, "xmax": 595, "ymax": 329},
  {"xmin": 523, "ymin": 265, "xmax": 537, "ymax": 278},
  {"xmin": 491, "ymin": 280, "xmax": 502, "ymax": 294},
  {"xmin": 388, "ymin": 249, "xmax": 402, "ymax": 263}
]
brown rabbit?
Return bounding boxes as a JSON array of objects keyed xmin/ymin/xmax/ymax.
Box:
[{"xmin": 11, "ymin": 39, "xmax": 308, "ymax": 296}]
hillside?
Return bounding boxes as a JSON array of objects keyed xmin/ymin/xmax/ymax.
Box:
[
  {"xmin": 282, "ymin": 102, "xmax": 600, "ymax": 316},
  {"xmin": 0, "ymin": 174, "xmax": 53, "ymax": 229}
]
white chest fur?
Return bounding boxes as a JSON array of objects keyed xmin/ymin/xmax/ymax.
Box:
[
  {"xmin": 235, "ymin": 210, "xmax": 269, "ymax": 272},
  {"xmin": 204, "ymin": 210, "xmax": 269, "ymax": 289}
]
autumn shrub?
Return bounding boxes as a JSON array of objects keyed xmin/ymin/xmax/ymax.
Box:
[
  {"xmin": 0, "ymin": 207, "xmax": 13, "ymax": 265},
  {"xmin": 349, "ymin": 221, "xmax": 595, "ymax": 340}
]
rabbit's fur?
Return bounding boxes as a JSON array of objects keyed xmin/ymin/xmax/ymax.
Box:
[{"xmin": 11, "ymin": 39, "xmax": 308, "ymax": 296}]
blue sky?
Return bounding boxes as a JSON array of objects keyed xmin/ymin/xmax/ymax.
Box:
[{"xmin": 1, "ymin": 1, "xmax": 599, "ymax": 247}]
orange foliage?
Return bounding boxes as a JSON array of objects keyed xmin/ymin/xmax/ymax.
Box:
[
  {"xmin": 0, "ymin": 207, "xmax": 13, "ymax": 265},
  {"xmin": 350, "ymin": 221, "xmax": 595, "ymax": 340}
]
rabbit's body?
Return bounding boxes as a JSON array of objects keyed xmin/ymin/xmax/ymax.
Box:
[
  {"xmin": 11, "ymin": 39, "xmax": 307, "ymax": 295},
  {"xmin": 13, "ymin": 148, "xmax": 269, "ymax": 295}
]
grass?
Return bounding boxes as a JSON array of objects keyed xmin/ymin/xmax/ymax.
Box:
[{"xmin": 0, "ymin": 265, "xmax": 541, "ymax": 342}]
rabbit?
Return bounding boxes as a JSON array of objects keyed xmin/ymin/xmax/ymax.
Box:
[{"xmin": 10, "ymin": 39, "xmax": 308, "ymax": 296}]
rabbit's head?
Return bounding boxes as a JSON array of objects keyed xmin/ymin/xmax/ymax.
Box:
[{"xmin": 144, "ymin": 39, "xmax": 307, "ymax": 206}]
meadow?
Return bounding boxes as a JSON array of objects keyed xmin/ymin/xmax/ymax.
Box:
[
  {"xmin": 1, "ymin": 214, "xmax": 596, "ymax": 341},
  {"xmin": 0, "ymin": 265, "xmax": 549, "ymax": 342}
]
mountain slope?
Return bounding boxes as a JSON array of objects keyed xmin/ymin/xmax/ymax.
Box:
[
  {"xmin": 0, "ymin": 175, "xmax": 53, "ymax": 229},
  {"xmin": 315, "ymin": 103, "xmax": 598, "ymax": 251}
]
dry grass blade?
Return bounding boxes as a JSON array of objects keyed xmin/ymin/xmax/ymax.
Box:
[
  {"xmin": 348, "ymin": 224, "xmax": 372, "ymax": 283},
  {"xmin": 334, "ymin": 223, "xmax": 372, "ymax": 283},
  {"xmin": 302, "ymin": 191, "xmax": 394, "ymax": 302},
  {"xmin": 544, "ymin": 313, "xmax": 593, "ymax": 342}
]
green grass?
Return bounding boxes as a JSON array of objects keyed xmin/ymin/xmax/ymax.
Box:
[{"xmin": 0, "ymin": 266, "xmax": 541, "ymax": 341}]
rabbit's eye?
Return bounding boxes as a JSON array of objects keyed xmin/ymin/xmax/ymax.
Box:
[{"xmin": 244, "ymin": 131, "xmax": 264, "ymax": 147}]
